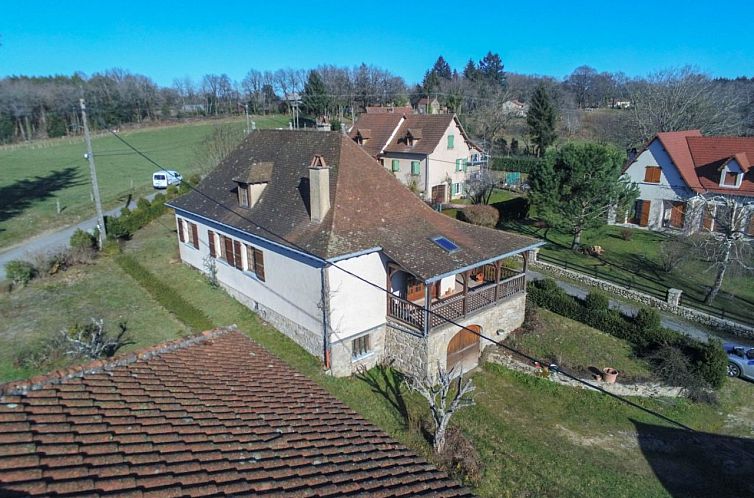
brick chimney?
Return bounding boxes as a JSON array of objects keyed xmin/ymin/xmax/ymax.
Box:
[{"xmin": 308, "ymin": 154, "xmax": 330, "ymax": 223}]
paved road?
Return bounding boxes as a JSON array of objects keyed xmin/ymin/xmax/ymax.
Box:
[
  {"xmin": 0, "ymin": 193, "xmax": 156, "ymax": 280},
  {"xmin": 527, "ymin": 270, "xmax": 754, "ymax": 346}
]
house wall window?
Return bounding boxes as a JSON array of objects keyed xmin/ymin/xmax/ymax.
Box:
[
  {"xmin": 178, "ymin": 218, "xmax": 199, "ymax": 250},
  {"xmin": 411, "ymin": 160, "xmax": 421, "ymax": 176},
  {"xmin": 452, "ymin": 183, "xmax": 462, "ymax": 195},
  {"xmin": 643, "ymin": 166, "xmax": 661, "ymax": 183},
  {"xmin": 455, "ymin": 159, "xmax": 463, "ymax": 172},
  {"xmin": 352, "ymin": 335, "xmax": 371, "ymax": 360},
  {"xmin": 447, "ymin": 135, "xmax": 454, "ymax": 149},
  {"xmin": 722, "ymin": 172, "xmax": 739, "ymax": 187},
  {"xmin": 245, "ymin": 243, "xmax": 266, "ymax": 281},
  {"xmin": 207, "ymin": 230, "xmax": 217, "ymax": 257},
  {"xmin": 391, "ymin": 159, "xmax": 400, "ymax": 172},
  {"xmin": 238, "ymin": 185, "xmax": 249, "ymax": 207}
]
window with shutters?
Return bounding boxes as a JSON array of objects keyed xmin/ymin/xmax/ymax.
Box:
[
  {"xmin": 643, "ymin": 166, "xmax": 661, "ymax": 183},
  {"xmin": 352, "ymin": 335, "xmax": 371, "ymax": 360},
  {"xmin": 182, "ymin": 220, "xmax": 199, "ymax": 250},
  {"xmin": 253, "ymin": 248, "xmax": 265, "ymax": 281},
  {"xmin": 222, "ymin": 235, "xmax": 235, "ymax": 266},
  {"xmin": 391, "ymin": 159, "xmax": 400, "ymax": 172},
  {"xmin": 455, "ymin": 159, "xmax": 463, "ymax": 172},
  {"xmin": 447, "ymin": 135, "xmax": 454, "ymax": 149},
  {"xmin": 233, "ymin": 240, "xmax": 243, "ymax": 270},
  {"xmin": 208, "ymin": 230, "xmax": 216, "ymax": 257},
  {"xmin": 177, "ymin": 218, "xmax": 185, "ymax": 243},
  {"xmin": 411, "ymin": 161, "xmax": 421, "ymax": 176}
]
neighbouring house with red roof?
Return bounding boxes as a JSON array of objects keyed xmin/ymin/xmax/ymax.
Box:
[
  {"xmin": 167, "ymin": 130, "xmax": 541, "ymax": 379},
  {"xmin": 617, "ymin": 130, "xmax": 754, "ymax": 235},
  {"xmin": 0, "ymin": 328, "xmax": 475, "ymax": 496},
  {"xmin": 350, "ymin": 113, "xmax": 485, "ymax": 204},
  {"xmin": 416, "ymin": 97, "xmax": 442, "ymax": 115}
]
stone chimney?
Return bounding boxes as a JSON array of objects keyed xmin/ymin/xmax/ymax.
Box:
[{"xmin": 308, "ymin": 154, "xmax": 330, "ymax": 223}]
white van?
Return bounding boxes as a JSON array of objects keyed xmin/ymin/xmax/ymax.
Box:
[{"xmin": 152, "ymin": 170, "xmax": 182, "ymax": 189}]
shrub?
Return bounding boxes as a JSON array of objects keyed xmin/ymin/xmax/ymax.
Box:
[
  {"xmin": 691, "ymin": 339, "xmax": 727, "ymax": 389},
  {"xmin": 70, "ymin": 229, "xmax": 97, "ymax": 251},
  {"xmin": 584, "ymin": 291, "xmax": 610, "ymax": 312},
  {"xmin": 658, "ymin": 237, "xmax": 689, "ymax": 273},
  {"xmin": 461, "ymin": 205, "xmax": 500, "ymax": 228},
  {"xmin": 437, "ymin": 426, "xmax": 483, "ymax": 485},
  {"xmin": 60, "ymin": 318, "xmax": 132, "ymax": 359},
  {"xmin": 5, "ymin": 260, "xmax": 37, "ymax": 287},
  {"xmin": 187, "ymin": 173, "xmax": 201, "ymax": 186},
  {"xmin": 619, "ymin": 228, "xmax": 634, "ymax": 241},
  {"xmin": 634, "ymin": 308, "xmax": 661, "ymax": 332},
  {"xmin": 495, "ymin": 197, "xmax": 529, "ymax": 221}
]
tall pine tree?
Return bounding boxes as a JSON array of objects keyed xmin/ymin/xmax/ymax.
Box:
[
  {"xmin": 527, "ymin": 83, "xmax": 557, "ymax": 157},
  {"xmin": 302, "ymin": 70, "xmax": 329, "ymax": 118}
]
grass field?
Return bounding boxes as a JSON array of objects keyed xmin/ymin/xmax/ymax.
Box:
[
  {"xmin": 0, "ymin": 115, "xmax": 288, "ymax": 249},
  {"xmin": 2, "ymin": 214, "xmax": 753, "ymax": 496}
]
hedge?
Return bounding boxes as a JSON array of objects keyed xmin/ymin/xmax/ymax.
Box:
[
  {"xmin": 115, "ymin": 254, "xmax": 214, "ymax": 331},
  {"xmin": 461, "ymin": 205, "xmax": 500, "ymax": 228},
  {"xmin": 491, "ymin": 156, "xmax": 545, "ymax": 173},
  {"xmin": 106, "ymin": 180, "xmax": 194, "ymax": 239},
  {"xmin": 527, "ymin": 279, "xmax": 727, "ymax": 388}
]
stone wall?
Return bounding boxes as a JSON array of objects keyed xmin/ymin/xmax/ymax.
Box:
[
  {"xmin": 383, "ymin": 322, "xmax": 427, "ymax": 380},
  {"xmin": 530, "ymin": 259, "xmax": 754, "ymax": 339},
  {"xmin": 329, "ymin": 324, "xmax": 386, "ymax": 377},
  {"xmin": 222, "ymin": 283, "xmax": 324, "ymax": 357}
]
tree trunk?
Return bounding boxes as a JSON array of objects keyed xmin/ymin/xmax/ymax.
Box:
[
  {"xmin": 434, "ymin": 417, "xmax": 450, "ymax": 454},
  {"xmin": 571, "ymin": 230, "xmax": 582, "ymax": 250},
  {"xmin": 705, "ymin": 257, "xmax": 729, "ymax": 304}
]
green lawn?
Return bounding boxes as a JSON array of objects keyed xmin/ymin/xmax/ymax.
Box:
[
  {"xmin": 0, "ymin": 115, "xmax": 288, "ymax": 248},
  {"xmin": 504, "ymin": 307, "xmax": 655, "ymax": 382},
  {"xmin": 503, "ymin": 221, "xmax": 754, "ymax": 323},
  {"xmin": 443, "ymin": 188, "xmax": 523, "ymax": 219},
  {"xmin": 2, "ymin": 213, "xmax": 753, "ymax": 496}
]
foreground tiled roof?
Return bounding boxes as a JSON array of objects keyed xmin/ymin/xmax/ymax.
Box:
[
  {"xmin": 348, "ymin": 113, "xmax": 405, "ymax": 157},
  {"xmin": 653, "ymin": 130, "xmax": 754, "ymax": 197},
  {"xmin": 0, "ymin": 329, "xmax": 474, "ymax": 497},
  {"xmin": 168, "ymin": 130, "xmax": 539, "ymax": 280}
]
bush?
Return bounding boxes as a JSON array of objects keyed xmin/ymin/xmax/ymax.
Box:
[
  {"xmin": 691, "ymin": 339, "xmax": 727, "ymax": 389},
  {"xmin": 461, "ymin": 205, "xmax": 500, "ymax": 228},
  {"xmin": 584, "ymin": 291, "xmax": 610, "ymax": 312},
  {"xmin": 70, "ymin": 229, "xmax": 97, "ymax": 251},
  {"xmin": 436, "ymin": 426, "xmax": 483, "ymax": 485},
  {"xmin": 495, "ymin": 197, "xmax": 529, "ymax": 221},
  {"xmin": 619, "ymin": 228, "xmax": 634, "ymax": 241},
  {"xmin": 491, "ymin": 156, "xmax": 545, "ymax": 173},
  {"xmin": 5, "ymin": 260, "xmax": 37, "ymax": 287}
]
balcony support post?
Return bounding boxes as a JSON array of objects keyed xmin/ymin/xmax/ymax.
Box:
[{"xmin": 423, "ymin": 283, "xmax": 430, "ymax": 336}]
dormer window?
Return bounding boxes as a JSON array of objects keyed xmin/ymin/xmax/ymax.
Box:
[
  {"xmin": 719, "ymin": 154, "xmax": 748, "ymax": 189},
  {"xmin": 233, "ymin": 160, "xmax": 273, "ymax": 208},
  {"xmin": 723, "ymin": 172, "xmax": 739, "ymax": 186},
  {"xmin": 238, "ymin": 184, "xmax": 250, "ymax": 207}
]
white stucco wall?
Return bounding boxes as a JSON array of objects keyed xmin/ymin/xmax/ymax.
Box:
[
  {"xmin": 621, "ymin": 139, "xmax": 694, "ymax": 229},
  {"xmin": 175, "ymin": 214, "xmax": 324, "ymax": 338},
  {"xmin": 326, "ymin": 251, "xmax": 387, "ymax": 341},
  {"xmin": 427, "ymin": 119, "xmax": 474, "ymax": 200}
]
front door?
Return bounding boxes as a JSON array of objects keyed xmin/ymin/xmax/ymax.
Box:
[
  {"xmin": 447, "ymin": 325, "xmax": 481, "ymax": 373},
  {"xmin": 431, "ymin": 184, "xmax": 447, "ymax": 204}
]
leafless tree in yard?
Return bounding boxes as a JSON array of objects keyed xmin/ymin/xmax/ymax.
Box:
[
  {"xmin": 404, "ymin": 364, "xmax": 476, "ymax": 454},
  {"xmin": 687, "ymin": 196, "xmax": 754, "ymax": 304},
  {"xmin": 627, "ymin": 66, "xmax": 742, "ymax": 145}
]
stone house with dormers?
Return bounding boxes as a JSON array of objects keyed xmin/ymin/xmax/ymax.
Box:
[
  {"xmin": 618, "ymin": 130, "xmax": 754, "ymax": 235},
  {"xmin": 168, "ymin": 130, "xmax": 541, "ymax": 380},
  {"xmin": 350, "ymin": 113, "xmax": 484, "ymax": 204}
]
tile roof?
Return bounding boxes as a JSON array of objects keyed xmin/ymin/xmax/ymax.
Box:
[
  {"xmin": 348, "ymin": 113, "xmax": 405, "ymax": 157},
  {"xmin": 168, "ymin": 130, "xmax": 539, "ymax": 281},
  {"xmin": 655, "ymin": 131, "xmax": 754, "ymax": 197},
  {"xmin": 366, "ymin": 106, "xmax": 413, "ymax": 115},
  {"xmin": 0, "ymin": 329, "xmax": 474, "ymax": 497},
  {"xmin": 232, "ymin": 161, "xmax": 273, "ymax": 184},
  {"xmin": 384, "ymin": 114, "xmax": 471, "ymax": 156}
]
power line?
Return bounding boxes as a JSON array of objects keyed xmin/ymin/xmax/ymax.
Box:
[{"xmin": 110, "ymin": 128, "xmax": 703, "ymax": 434}]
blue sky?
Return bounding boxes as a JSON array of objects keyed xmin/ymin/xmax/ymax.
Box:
[{"xmin": 2, "ymin": 0, "xmax": 753, "ymax": 86}]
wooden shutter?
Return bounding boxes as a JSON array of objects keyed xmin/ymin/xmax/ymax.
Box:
[
  {"xmin": 703, "ymin": 208, "xmax": 713, "ymax": 231},
  {"xmin": 177, "ymin": 218, "xmax": 185, "ymax": 242},
  {"xmin": 191, "ymin": 223, "xmax": 199, "ymax": 249},
  {"xmin": 207, "ymin": 230, "xmax": 216, "ymax": 257},
  {"xmin": 223, "ymin": 236, "xmax": 235, "ymax": 266},
  {"xmin": 233, "ymin": 240, "xmax": 243, "ymax": 270},
  {"xmin": 411, "ymin": 161, "xmax": 420, "ymax": 176},
  {"xmin": 644, "ymin": 166, "xmax": 661, "ymax": 183},
  {"xmin": 447, "ymin": 135, "xmax": 454, "ymax": 149},
  {"xmin": 253, "ymin": 248, "xmax": 265, "ymax": 281},
  {"xmin": 639, "ymin": 200, "xmax": 651, "ymax": 227},
  {"xmin": 392, "ymin": 159, "xmax": 399, "ymax": 172},
  {"xmin": 670, "ymin": 202, "xmax": 685, "ymax": 228}
]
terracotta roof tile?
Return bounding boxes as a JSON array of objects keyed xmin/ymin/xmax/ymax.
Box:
[
  {"xmin": 348, "ymin": 113, "xmax": 405, "ymax": 156},
  {"xmin": 0, "ymin": 329, "xmax": 473, "ymax": 496}
]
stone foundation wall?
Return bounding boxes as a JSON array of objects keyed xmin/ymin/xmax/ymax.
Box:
[
  {"xmin": 222, "ymin": 283, "xmax": 324, "ymax": 357},
  {"xmin": 531, "ymin": 260, "xmax": 754, "ymax": 339},
  {"xmin": 383, "ymin": 323, "xmax": 427, "ymax": 380}
]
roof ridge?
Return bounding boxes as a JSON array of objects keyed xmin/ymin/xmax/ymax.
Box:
[{"xmin": 0, "ymin": 327, "xmax": 235, "ymax": 397}]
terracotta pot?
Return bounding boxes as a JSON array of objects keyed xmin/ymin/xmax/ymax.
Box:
[{"xmin": 602, "ymin": 367, "xmax": 618, "ymax": 384}]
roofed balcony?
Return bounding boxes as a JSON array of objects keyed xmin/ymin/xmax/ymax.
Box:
[{"xmin": 386, "ymin": 257, "xmax": 528, "ymax": 333}]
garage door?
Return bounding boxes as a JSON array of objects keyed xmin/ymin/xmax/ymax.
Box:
[{"xmin": 447, "ymin": 325, "xmax": 481, "ymax": 373}]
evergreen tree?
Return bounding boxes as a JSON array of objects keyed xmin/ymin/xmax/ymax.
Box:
[
  {"xmin": 527, "ymin": 83, "xmax": 557, "ymax": 157},
  {"xmin": 431, "ymin": 56, "xmax": 452, "ymax": 80},
  {"xmin": 301, "ymin": 70, "xmax": 329, "ymax": 118},
  {"xmin": 528, "ymin": 142, "xmax": 638, "ymax": 249},
  {"xmin": 478, "ymin": 52, "xmax": 506, "ymax": 87},
  {"xmin": 463, "ymin": 59, "xmax": 479, "ymax": 81}
]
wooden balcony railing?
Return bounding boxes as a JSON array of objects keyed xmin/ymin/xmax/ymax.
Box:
[{"xmin": 388, "ymin": 273, "xmax": 526, "ymax": 331}]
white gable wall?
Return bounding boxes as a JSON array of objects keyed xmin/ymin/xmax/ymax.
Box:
[
  {"xmin": 427, "ymin": 119, "xmax": 473, "ymax": 200},
  {"xmin": 621, "ymin": 139, "xmax": 695, "ymax": 228}
]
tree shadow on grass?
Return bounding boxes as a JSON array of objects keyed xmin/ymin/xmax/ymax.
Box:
[
  {"xmin": 632, "ymin": 419, "xmax": 754, "ymax": 497},
  {"xmin": 354, "ymin": 363, "xmax": 410, "ymax": 428},
  {"xmin": 0, "ymin": 167, "xmax": 84, "ymax": 231}
]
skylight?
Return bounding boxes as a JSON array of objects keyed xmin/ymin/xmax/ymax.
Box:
[{"xmin": 431, "ymin": 236, "xmax": 460, "ymax": 253}]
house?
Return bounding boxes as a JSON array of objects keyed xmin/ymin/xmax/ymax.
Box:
[
  {"xmin": 350, "ymin": 113, "xmax": 484, "ymax": 203},
  {"xmin": 366, "ymin": 105, "xmax": 414, "ymax": 114},
  {"xmin": 168, "ymin": 130, "xmax": 541, "ymax": 379},
  {"xmin": 501, "ymin": 99, "xmax": 528, "ymax": 117},
  {"xmin": 0, "ymin": 328, "xmax": 474, "ymax": 496},
  {"xmin": 416, "ymin": 97, "xmax": 442, "ymax": 115},
  {"xmin": 618, "ymin": 130, "xmax": 754, "ymax": 234}
]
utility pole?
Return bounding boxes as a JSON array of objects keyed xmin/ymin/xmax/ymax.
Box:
[
  {"xmin": 80, "ymin": 98, "xmax": 106, "ymax": 250},
  {"xmin": 244, "ymin": 103, "xmax": 250, "ymax": 134}
]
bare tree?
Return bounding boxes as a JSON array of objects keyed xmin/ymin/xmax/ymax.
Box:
[
  {"xmin": 60, "ymin": 318, "xmax": 132, "ymax": 359},
  {"xmin": 464, "ymin": 170, "xmax": 498, "ymax": 205},
  {"xmin": 687, "ymin": 196, "xmax": 754, "ymax": 303},
  {"xmin": 627, "ymin": 66, "xmax": 742, "ymax": 144},
  {"xmin": 192, "ymin": 123, "xmax": 244, "ymax": 173},
  {"xmin": 404, "ymin": 363, "xmax": 476, "ymax": 453}
]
